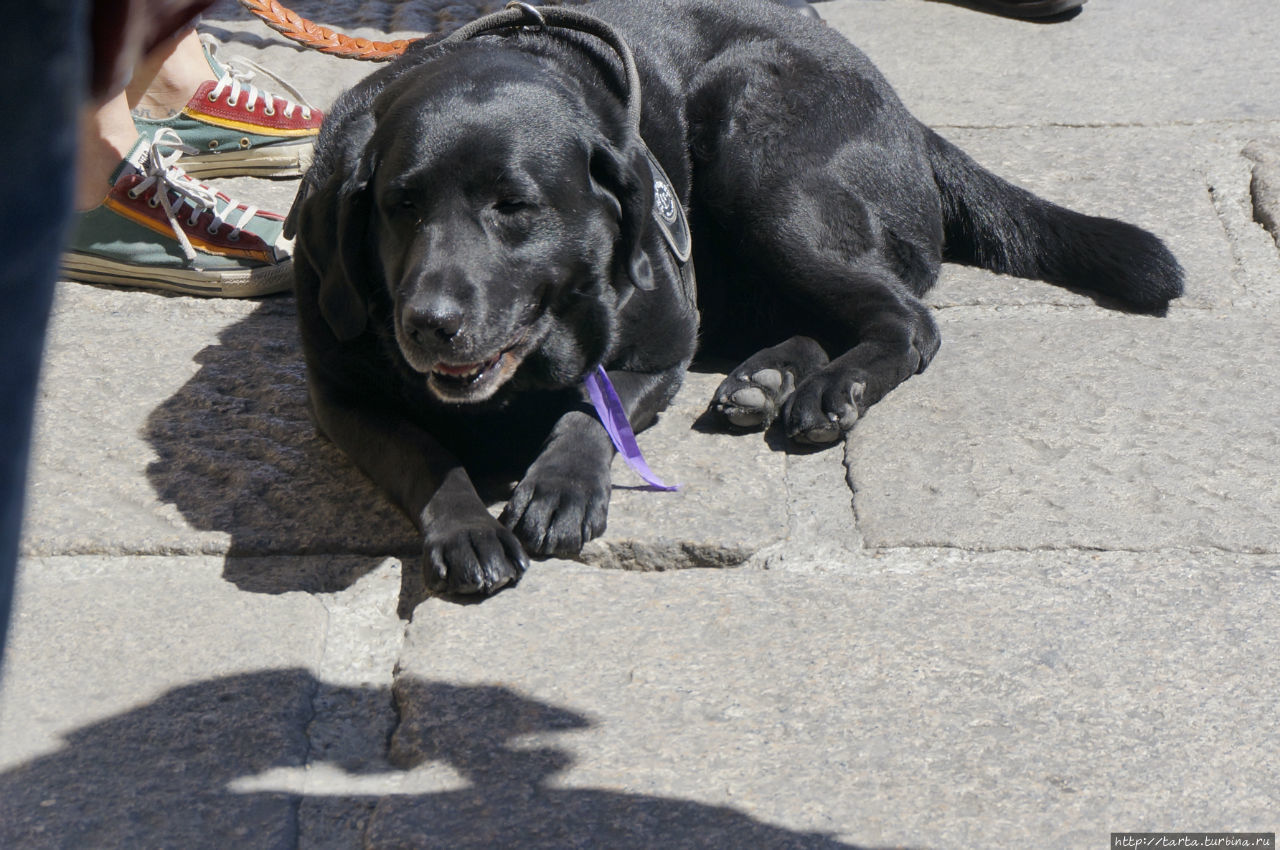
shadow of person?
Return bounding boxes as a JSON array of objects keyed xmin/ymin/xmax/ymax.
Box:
[
  {"xmin": 0, "ymin": 671, "xmax": 895, "ymax": 849},
  {"xmin": 1, "ymin": 668, "xmax": 320, "ymax": 847},
  {"xmin": 377, "ymin": 679, "xmax": 878, "ymax": 848},
  {"xmin": 143, "ymin": 301, "xmax": 418, "ymax": 595}
]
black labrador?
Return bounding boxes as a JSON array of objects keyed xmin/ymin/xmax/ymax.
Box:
[{"xmin": 288, "ymin": 0, "xmax": 1182, "ymax": 595}]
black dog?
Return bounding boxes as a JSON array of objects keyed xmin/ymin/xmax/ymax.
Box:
[{"xmin": 288, "ymin": 0, "xmax": 1182, "ymax": 595}]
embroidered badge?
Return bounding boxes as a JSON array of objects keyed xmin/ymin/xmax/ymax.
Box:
[
  {"xmin": 642, "ymin": 147, "xmax": 692, "ymax": 264},
  {"xmin": 654, "ymin": 178, "xmax": 678, "ymax": 224}
]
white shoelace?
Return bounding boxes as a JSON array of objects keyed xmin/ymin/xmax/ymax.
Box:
[
  {"xmin": 203, "ymin": 37, "xmax": 315, "ymax": 120},
  {"xmin": 127, "ymin": 128, "xmax": 261, "ymax": 261}
]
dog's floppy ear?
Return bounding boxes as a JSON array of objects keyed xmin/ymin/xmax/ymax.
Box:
[
  {"xmin": 293, "ymin": 147, "xmax": 377, "ymax": 342},
  {"xmin": 320, "ymin": 153, "xmax": 376, "ymax": 341},
  {"xmin": 286, "ymin": 98, "xmax": 382, "ymax": 343},
  {"xmin": 590, "ymin": 140, "xmax": 656, "ymax": 292}
]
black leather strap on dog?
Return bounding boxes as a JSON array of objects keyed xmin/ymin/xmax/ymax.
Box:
[
  {"xmin": 443, "ymin": 2, "xmax": 694, "ymax": 276},
  {"xmin": 444, "ymin": 3, "xmax": 644, "ymax": 129}
]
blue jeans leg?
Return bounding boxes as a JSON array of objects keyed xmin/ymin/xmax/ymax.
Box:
[{"xmin": 0, "ymin": 0, "xmax": 88, "ymax": 667}]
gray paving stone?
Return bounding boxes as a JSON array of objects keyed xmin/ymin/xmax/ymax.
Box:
[
  {"xmin": 297, "ymin": 560, "xmax": 408, "ymax": 849},
  {"xmin": 383, "ymin": 556, "xmax": 1279, "ymax": 848},
  {"xmin": 921, "ymin": 126, "xmax": 1243, "ymax": 310},
  {"xmin": 818, "ymin": 0, "xmax": 1280, "ymax": 128},
  {"xmin": 848, "ymin": 310, "xmax": 1280, "ymax": 552},
  {"xmin": 579, "ymin": 370, "xmax": 797, "ymax": 571},
  {"xmin": 0, "ymin": 556, "xmax": 329, "ymax": 848},
  {"xmin": 23, "ymin": 283, "xmax": 417, "ymax": 558},
  {"xmin": 1207, "ymin": 137, "xmax": 1280, "ymax": 309},
  {"xmin": 25, "ymin": 284, "xmax": 825, "ymax": 572}
]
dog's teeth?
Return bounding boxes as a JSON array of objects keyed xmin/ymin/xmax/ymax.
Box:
[
  {"xmin": 436, "ymin": 363, "xmax": 482, "ymax": 378},
  {"xmin": 433, "ymin": 355, "xmax": 502, "ymax": 386}
]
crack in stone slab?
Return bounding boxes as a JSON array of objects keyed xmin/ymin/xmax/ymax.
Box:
[
  {"xmin": 1244, "ymin": 139, "xmax": 1280, "ymax": 247},
  {"xmin": 579, "ymin": 538, "xmax": 755, "ymax": 572}
]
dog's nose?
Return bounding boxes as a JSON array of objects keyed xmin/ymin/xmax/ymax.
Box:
[{"xmin": 404, "ymin": 301, "xmax": 464, "ymax": 344}]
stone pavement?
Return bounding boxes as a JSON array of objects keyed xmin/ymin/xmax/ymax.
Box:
[{"xmin": 3, "ymin": 0, "xmax": 1278, "ymax": 846}]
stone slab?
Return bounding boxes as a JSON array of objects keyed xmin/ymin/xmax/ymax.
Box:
[
  {"xmin": 264, "ymin": 559, "xmax": 410, "ymax": 850},
  {"xmin": 381, "ymin": 556, "xmax": 1279, "ymax": 848},
  {"xmin": 0, "ymin": 555, "xmax": 411, "ymax": 850},
  {"xmin": 0, "ymin": 555, "xmax": 329, "ymax": 848},
  {"xmin": 579, "ymin": 370, "xmax": 831, "ymax": 572},
  {"xmin": 25, "ymin": 282, "xmax": 833, "ymax": 572},
  {"xmin": 848, "ymin": 310, "xmax": 1280, "ymax": 552},
  {"xmin": 921, "ymin": 126, "xmax": 1244, "ymax": 311},
  {"xmin": 818, "ymin": 0, "xmax": 1280, "ymax": 128},
  {"xmin": 1206, "ymin": 136, "xmax": 1280, "ymax": 310},
  {"xmin": 23, "ymin": 283, "xmax": 417, "ymax": 558}
]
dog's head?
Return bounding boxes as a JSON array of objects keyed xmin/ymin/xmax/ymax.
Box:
[{"xmin": 295, "ymin": 45, "xmax": 658, "ymax": 405}]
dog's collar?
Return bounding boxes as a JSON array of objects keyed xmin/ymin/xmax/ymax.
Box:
[
  {"xmin": 445, "ymin": 3, "xmax": 646, "ymax": 126},
  {"xmin": 443, "ymin": 2, "xmax": 693, "ymax": 268}
]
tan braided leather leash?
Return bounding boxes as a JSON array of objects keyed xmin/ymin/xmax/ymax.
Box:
[{"xmin": 237, "ymin": 0, "xmax": 420, "ymax": 60}]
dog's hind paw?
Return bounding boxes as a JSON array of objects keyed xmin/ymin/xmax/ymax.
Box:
[
  {"xmin": 711, "ymin": 336, "xmax": 830, "ymax": 431},
  {"xmin": 712, "ymin": 368, "xmax": 794, "ymax": 429},
  {"xmin": 781, "ymin": 372, "xmax": 866, "ymax": 445}
]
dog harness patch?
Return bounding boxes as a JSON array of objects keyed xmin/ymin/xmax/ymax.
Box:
[{"xmin": 643, "ymin": 147, "xmax": 692, "ymax": 264}]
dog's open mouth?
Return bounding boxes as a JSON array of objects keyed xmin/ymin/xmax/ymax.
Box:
[{"xmin": 427, "ymin": 345, "xmax": 525, "ymax": 402}]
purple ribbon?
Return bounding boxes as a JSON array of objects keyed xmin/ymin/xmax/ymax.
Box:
[{"xmin": 583, "ymin": 365, "xmax": 679, "ymax": 491}]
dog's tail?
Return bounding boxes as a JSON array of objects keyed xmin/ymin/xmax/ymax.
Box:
[{"xmin": 924, "ymin": 127, "xmax": 1183, "ymax": 313}]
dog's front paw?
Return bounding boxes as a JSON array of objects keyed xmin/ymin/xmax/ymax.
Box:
[
  {"xmin": 421, "ymin": 514, "xmax": 529, "ymax": 595},
  {"xmin": 781, "ymin": 369, "xmax": 867, "ymax": 445},
  {"xmin": 500, "ymin": 464, "xmax": 610, "ymax": 557}
]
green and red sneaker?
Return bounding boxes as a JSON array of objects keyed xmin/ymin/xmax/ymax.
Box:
[
  {"xmin": 61, "ymin": 129, "xmax": 293, "ymax": 297},
  {"xmin": 131, "ymin": 35, "xmax": 323, "ymax": 179}
]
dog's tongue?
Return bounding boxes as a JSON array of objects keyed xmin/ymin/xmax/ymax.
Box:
[
  {"xmin": 435, "ymin": 360, "xmax": 486, "ymax": 376},
  {"xmin": 434, "ymin": 352, "xmax": 503, "ymax": 379}
]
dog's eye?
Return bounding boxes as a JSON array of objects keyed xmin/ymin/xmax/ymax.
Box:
[{"xmin": 493, "ymin": 199, "xmax": 534, "ymax": 215}]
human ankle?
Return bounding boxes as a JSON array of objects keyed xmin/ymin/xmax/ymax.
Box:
[
  {"xmin": 126, "ymin": 28, "xmax": 207, "ymax": 119},
  {"xmin": 131, "ymin": 87, "xmax": 194, "ymax": 121},
  {"xmin": 75, "ymin": 97, "xmax": 139, "ymax": 211}
]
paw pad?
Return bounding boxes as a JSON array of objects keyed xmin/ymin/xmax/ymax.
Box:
[
  {"xmin": 713, "ymin": 367, "xmax": 795, "ymax": 430},
  {"xmin": 749, "ymin": 368, "xmax": 784, "ymax": 392},
  {"xmin": 730, "ymin": 386, "xmax": 768, "ymax": 410}
]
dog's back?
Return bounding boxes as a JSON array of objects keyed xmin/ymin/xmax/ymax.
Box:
[{"xmin": 591, "ymin": 0, "xmax": 1182, "ymax": 315}]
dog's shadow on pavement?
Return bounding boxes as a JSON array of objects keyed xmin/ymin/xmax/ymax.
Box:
[
  {"xmin": 143, "ymin": 300, "xmax": 418, "ymax": 595},
  {"xmin": 0, "ymin": 671, "xmax": 892, "ymax": 849}
]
